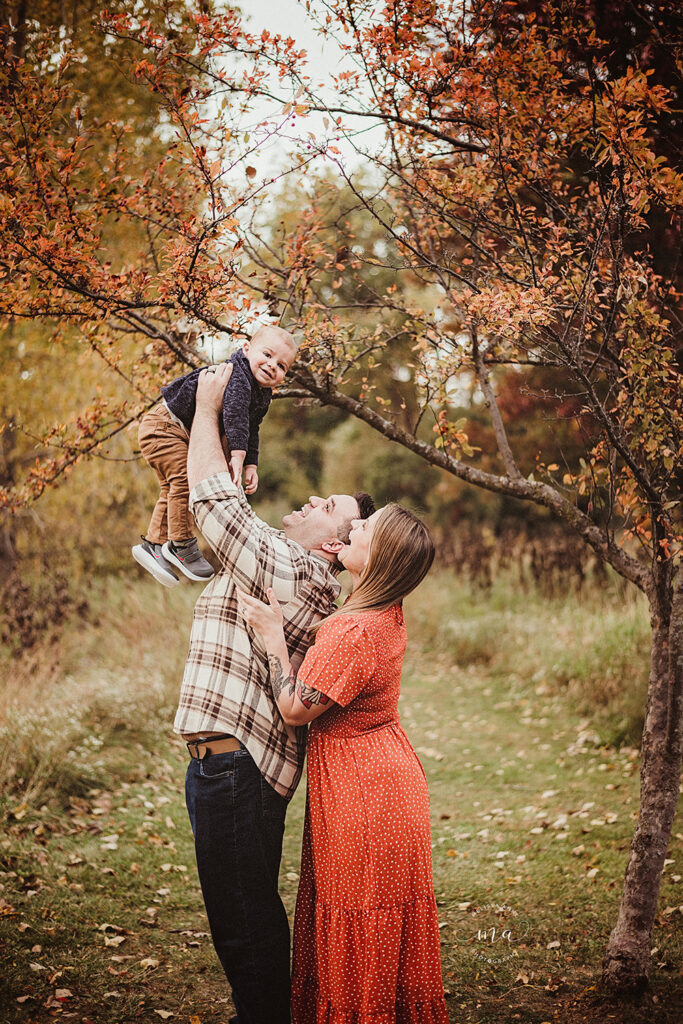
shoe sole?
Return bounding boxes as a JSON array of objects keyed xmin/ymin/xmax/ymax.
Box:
[
  {"xmin": 132, "ymin": 545, "xmax": 180, "ymax": 588},
  {"xmin": 162, "ymin": 542, "xmax": 215, "ymax": 582}
]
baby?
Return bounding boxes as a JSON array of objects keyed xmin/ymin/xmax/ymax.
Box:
[{"xmin": 132, "ymin": 325, "xmax": 298, "ymax": 588}]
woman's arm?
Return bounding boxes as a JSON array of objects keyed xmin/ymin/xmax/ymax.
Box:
[{"xmin": 236, "ymin": 588, "xmax": 335, "ymax": 726}]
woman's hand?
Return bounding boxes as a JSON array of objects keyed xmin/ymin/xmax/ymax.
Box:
[{"xmin": 235, "ymin": 586, "xmax": 284, "ymax": 644}]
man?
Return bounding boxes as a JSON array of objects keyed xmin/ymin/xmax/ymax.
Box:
[{"xmin": 176, "ymin": 362, "xmax": 374, "ymax": 1024}]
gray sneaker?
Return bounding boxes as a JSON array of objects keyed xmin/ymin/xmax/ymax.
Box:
[
  {"xmin": 132, "ymin": 537, "xmax": 180, "ymax": 588},
  {"xmin": 162, "ymin": 538, "xmax": 215, "ymax": 581}
]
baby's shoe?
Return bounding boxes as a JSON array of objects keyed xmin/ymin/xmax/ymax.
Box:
[
  {"xmin": 162, "ymin": 538, "xmax": 215, "ymax": 582},
  {"xmin": 132, "ymin": 537, "xmax": 179, "ymax": 588}
]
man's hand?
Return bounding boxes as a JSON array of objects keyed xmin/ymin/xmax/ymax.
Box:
[
  {"xmin": 187, "ymin": 363, "xmax": 234, "ymax": 492},
  {"xmin": 244, "ymin": 465, "xmax": 258, "ymax": 495},
  {"xmin": 196, "ymin": 362, "xmax": 233, "ymax": 415}
]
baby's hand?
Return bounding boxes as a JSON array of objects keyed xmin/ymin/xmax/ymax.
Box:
[
  {"xmin": 229, "ymin": 449, "xmax": 246, "ymax": 486},
  {"xmin": 244, "ymin": 465, "xmax": 258, "ymax": 495}
]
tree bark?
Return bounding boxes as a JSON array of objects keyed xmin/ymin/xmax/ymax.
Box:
[{"xmin": 601, "ymin": 565, "xmax": 683, "ymax": 990}]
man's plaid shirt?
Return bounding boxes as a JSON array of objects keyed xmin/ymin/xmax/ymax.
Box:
[{"xmin": 173, "ymin": 473, "xmax": 341, "ymax": 799}]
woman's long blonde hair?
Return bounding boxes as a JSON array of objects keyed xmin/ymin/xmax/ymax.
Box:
[{"xmin": 312, "ymin": 503, "xmax": 435, "ymax": 633}]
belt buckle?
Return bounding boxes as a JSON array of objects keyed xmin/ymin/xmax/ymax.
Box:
[{"xmin": 187, "ymin": 738, "xmax": 207, "ymax": 760}]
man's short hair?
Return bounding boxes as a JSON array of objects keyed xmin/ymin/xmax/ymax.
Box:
[{"xmin": 336, "ymin": 491, "xmax": 376, "ymax": 545}]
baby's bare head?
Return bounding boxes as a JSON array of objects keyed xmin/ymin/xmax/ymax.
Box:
[{"xmin": 243, "ymin": 326, "xmax": 298, "ymax": 388}]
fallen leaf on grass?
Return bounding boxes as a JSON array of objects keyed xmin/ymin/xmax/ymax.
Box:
[
  {"xmin": 139, "ymin": 958, "xmax": 160, "ymax": 969},
  {"xmin": 547, "ymin": 940, "xmax": 560, "ymax": 949},
  {"xmin": 30, "ymin": 962, "xmax": 46, "ymax": 972},
  {"xmin": 104, "ymin": 935, "xmax": 127, "ymax": 947},
  {"xmin": 154, "ymin": 1012, "xmax": 173, "ymax": 1019},
  {"xmin": 55, "ymin": 989, "xmax": 73, "ymax": 1000},
  {"xmin": 98, "ymin": 922, "xmax": 125, "ymax": 933},
  {"xmin": 415, "ymin": 746, "xmax": 445, "ymax": 762},
  {"xmin": 16, "ymin": 995, "xmax": 32, "ymax": 1004}
]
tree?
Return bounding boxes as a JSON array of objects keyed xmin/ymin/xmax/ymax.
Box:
[{"xmin": 1, "ymin": 0, "xmax": 681, "ymax": 995}]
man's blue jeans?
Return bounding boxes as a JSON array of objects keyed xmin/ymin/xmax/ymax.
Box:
[{"xmin": 185, "ymin": 743, "xmax": 291, "ymax": 1024}]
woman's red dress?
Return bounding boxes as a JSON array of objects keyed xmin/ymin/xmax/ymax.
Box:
[{"xmin": 291, "ymin": 605, "xmax": 449, "ymax": 1024}]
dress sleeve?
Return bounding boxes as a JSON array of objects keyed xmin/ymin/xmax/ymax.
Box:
[{"xmin": 297, "ymin": 617, "xmax": 376, "ymax": 707}]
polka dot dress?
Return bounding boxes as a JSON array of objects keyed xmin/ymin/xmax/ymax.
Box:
[{"xmin": 291, "ymin": 605, "xmax": 449, "ymax": 1024}]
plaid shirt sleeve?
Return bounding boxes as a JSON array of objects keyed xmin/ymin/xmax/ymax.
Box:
[{"xmin": 189, "ymin": 472, "xmax": 317, "ymax": 603}]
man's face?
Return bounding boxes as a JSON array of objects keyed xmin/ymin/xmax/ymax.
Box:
[{"xmin": 282, "ymin": 494, "xmax": 359, "ymax": 559}]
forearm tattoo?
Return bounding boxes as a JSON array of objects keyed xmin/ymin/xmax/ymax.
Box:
[
  {"xmin": 267, "ymin": 655, "xmax": 330, "ymax": 709},
  {"xmin": 268, "ymin": 655, "xmax": 296, "ymax": 700},
  {"xmin": 296, "ymin": 681, "xmax": 331, "ymax": 709}
]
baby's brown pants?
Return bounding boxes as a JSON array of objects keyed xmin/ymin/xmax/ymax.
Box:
[{"xmin": 138, "ymin": 405, "xmax": 193, "ymax": 545}]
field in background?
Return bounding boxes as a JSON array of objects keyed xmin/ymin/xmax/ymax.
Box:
[{"xmin": 1, "ymin": 569, "xmax": 681, "ymax": 1023}]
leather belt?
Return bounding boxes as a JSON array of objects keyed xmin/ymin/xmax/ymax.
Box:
[{"xmin": 185, "ymin": 733, "xmax": 242, "ymax": 759}]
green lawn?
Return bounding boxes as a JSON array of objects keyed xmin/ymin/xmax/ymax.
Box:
[{"xmin": 0, "ymin": 572, "xmax": 681, "ymax": 1023}]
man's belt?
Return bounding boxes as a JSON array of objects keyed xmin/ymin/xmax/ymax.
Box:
[{"xmin": 185, "ymin": 734, "xmax": 242, "ymax": 759}]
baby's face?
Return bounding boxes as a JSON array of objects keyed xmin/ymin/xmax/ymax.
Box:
[{"xmin": 243, "ymin": 331, "xmax": 296, "ymax": 388}]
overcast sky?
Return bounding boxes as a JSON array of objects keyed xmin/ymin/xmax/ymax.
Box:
[{"xmin": 235, "ymin": 0, "xmax": 383, "ymax": 171}]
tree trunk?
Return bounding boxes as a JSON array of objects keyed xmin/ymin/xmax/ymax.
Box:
[{"xmin": 601, "ymin": 565, "xmax": 683, "ymax": 991}]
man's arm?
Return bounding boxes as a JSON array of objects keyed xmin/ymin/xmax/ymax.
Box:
[
  {"xmin": 186, "ymin": 363, "xmax": 315, "ymax": 602},
  {"xmin": 187, "ymin": 364, "xmax": 234, "ymax": 492}
]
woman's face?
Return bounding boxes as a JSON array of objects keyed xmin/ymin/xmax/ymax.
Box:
[{"xmin": 338, "ymin": 507, "xmax": 384, "ymax": 577}]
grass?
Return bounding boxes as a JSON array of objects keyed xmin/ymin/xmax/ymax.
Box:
[{"xmin": 0, "ymin": 569, "xmax": 681, "ymax": 1023}]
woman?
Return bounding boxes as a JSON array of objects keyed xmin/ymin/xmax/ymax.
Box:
[{"xmin": 237, "ymin": 504, "xmax": 449, "ymax": 1024}]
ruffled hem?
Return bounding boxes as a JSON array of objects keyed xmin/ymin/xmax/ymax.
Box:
[
  {"xmin": 291, "ymin": 897, "xmax": 449, "ymax": 1024},
  {"xmin": 292, "ymin": 983, "xmax": 450, "ymax": 1024}
]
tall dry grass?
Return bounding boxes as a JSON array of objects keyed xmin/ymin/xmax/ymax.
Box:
[
  {"xmin": 404, "ymin": 565, "xmax": 650, "ymax": 744},
  {"xmin": 0, "ymin": 577, "xmax": 196, "ymax": 807},
  {"xmin": 0, "ymin": 565, "xmax": 651, "ymax": 812}
]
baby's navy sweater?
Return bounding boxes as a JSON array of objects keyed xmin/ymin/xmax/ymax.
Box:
[{"xmin": 161, "ymin": 349, "xmax": 272, "ymax": 466}]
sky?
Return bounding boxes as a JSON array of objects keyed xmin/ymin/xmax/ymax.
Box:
[
  {"xmin": 200, "ymin": 0, "xmax": 387, "ymax": 353},
  {"xmin": 233, "ymin": 0, "xmax": 383, "ymax": 172}
]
